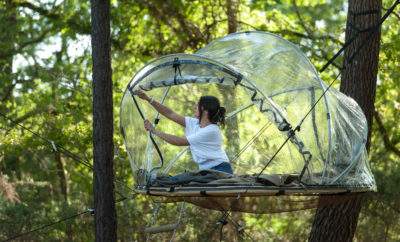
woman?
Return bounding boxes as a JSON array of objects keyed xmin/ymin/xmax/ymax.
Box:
[{"xmin": 134, "ymin": 89, "xmax": 233, "ymax": 174}]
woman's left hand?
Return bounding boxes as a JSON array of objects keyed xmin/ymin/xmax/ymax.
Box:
[{"xmin": 144, "ymin": 119, "xmax": 154, "ymax": 132}]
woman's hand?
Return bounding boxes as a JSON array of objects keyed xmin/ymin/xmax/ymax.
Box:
[
  {"xmin": 144, "ymin": 119, "xmax": 155, "ymax": 132},
  {"xmin": 133, "ymin": 89, "xmax": 150, "ymax": 101},
  {"xmin": 143, "ymin": 121, "xmax": 189, "ymax": 146}
]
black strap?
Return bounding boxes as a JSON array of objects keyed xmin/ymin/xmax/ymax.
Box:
[
  {"xmin": 173, "ymin": 57, "xmax": 182, "ymax": 85},
  {"xmin": 234, "ymin": 74, "xmax": 242, "ymax": 85},
  {"xmin": 128, "ymin": 88, "xmax": 164, "ymax": 169},
  {"xmin": 320, "ymin": 0, "xmax": 399, "ymax": 73},
  {"xmin": 217, "ymin": 212, "xmax": 228, "ymax": 242},
  {"xmin": 230, "ymin": 121, "xmax": 272, "ymax": 163}
]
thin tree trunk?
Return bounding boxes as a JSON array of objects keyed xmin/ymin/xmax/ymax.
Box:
[
  {"xmin": 223, "ymin": 1, "xmax": 243, "ymax": 242},
  {"xmin": 49, "ymin": 39, "xmax": 74, "ymax": 241},
  {"xmin": 55, "ymin": 152, "xmax": 73, "ymax": 241},
  {"xmin": 222, "ymin": 0, "xmax": 240, "ymax": 162},
  {"xmin": 309, "ymin": 1, "xmax": 381, "ymax": 241},
  {"xmin": 91, "ymin": 0, "xmax": 117, "ymax": 241},
  {"xmin": 227, "ymin": 0, "xmax": 238, "ymax": 34}
]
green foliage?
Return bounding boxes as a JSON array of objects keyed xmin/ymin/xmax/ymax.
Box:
[{"xmin": 0, "ymin": 0, "xmax": 399, "ymax": 241}]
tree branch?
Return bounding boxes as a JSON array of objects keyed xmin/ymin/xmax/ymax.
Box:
[
  {"xmin": 1, "ymin": 78, "xmax": 33, "ymax": 103},
  {"xmin": 236, "ymin": 20, "xmax": 342, "ymax": 70},
  {"xmin": 238, "ymin": 20, "xmax": 343, "ymax": 45},
  {"xmin": 292, "ymin": 0, "xmax": 313, "ymax": 35},
  {"xmin": 134, "ymin": 0, "xmax": 207, "ymax": 50},
  {"xmin": 302, "ymin": 46, "xmax": 343, "ymax": 70},
  {"xmin": 15, "ymin": 0, "xmax": 91, "ymax": 33},
  {"xmin": 0, "ymin": 173, "xmax": 20, "ymax": 203},
  {"xmin": 3, "ymin": 106, "xmax": 47, "ymax": 132},
  {"xmin": 0, "ymin": 27, "xmax": 52, "ymax": 59},
  {"xmin": 15, "ymin": 1, "xmax": 60, "ymax": 18},
  {"xmin": 374, "ymin": 109, "xmax": 400, "ymax": 157},
  {"xmin": 291, "ymin": 0, "xmax": 344, "ymax": 45},
  {"xmin": 12, "ymin": 0, "xmax": 126, "ymax": 53}
]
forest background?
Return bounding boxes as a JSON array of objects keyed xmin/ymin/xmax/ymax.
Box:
[{"xmin": 0, "ymin": 0, "xmax": 399, "ymax": 241}]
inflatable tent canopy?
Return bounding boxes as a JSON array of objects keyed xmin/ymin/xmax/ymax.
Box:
[{"xmin": 120, "ymin": 31, "xmax": 375, "ymax": 212}]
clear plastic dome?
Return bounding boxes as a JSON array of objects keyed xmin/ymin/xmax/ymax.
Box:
[{"xmin": 120, "ymin": 31, "xmax": 376, "ymax": 190}]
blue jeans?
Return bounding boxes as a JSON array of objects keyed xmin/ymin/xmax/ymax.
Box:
[{"xmin": 210, "ymin": 162, "xmax": 233, "ymax": 174}]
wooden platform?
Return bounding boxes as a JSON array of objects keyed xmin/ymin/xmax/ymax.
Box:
[{"xmin": 135, "ymin": 185, "xmax": 371, "ymax": 197}]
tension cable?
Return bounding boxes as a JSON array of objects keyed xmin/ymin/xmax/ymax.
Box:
[{"xmin": 256, "ymin": 0, "xmax": 400, "ymax": 179}]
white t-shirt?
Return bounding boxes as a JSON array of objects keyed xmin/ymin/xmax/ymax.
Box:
[{"xmin": 184, "ymin": 117, "xmax": 230, "ymax": 170}]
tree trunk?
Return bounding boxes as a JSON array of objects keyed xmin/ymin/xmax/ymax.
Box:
[
  {"xmin": 223, "ymin": 1, "xmax": 243, "ymax": 242},
  {"xmin": 309, "ymin": 1, "xmax": 381, "ymax": 241},
  {"xmin": 0, "ymin": 0, "xmax": 16, "ymax": 105},
  {"xmin": 226, "ymin": 0, "xmax": 238, "ymax": 34},
  {"xmin": 91, "ymin": 0, "xmax": 117, "ymax": 241},
  {"xmin": 222, "ymin": 0, "xmax": 240, "ymax": 162},
  {"xmin": 55, "ymin": 152, "xmax": 73, "ymax": 241},
  {"xmin": 339, "ymin": 0, "xmax": 382, "ymax": 150},
  {"xmin": 49, "ymin": 40, "xmax": 74, "ymax": 241}
]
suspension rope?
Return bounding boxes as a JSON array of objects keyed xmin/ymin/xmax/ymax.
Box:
[
  {"xmin": 214, "ymin": 208, "xmax": 255, "ymax": 242},
  {"xmin": 0, "ymin": 111, "xmax": 138, "ymax": 197},
  {"xmin": 0, "ymin": 117, "xmax": 125, "ymax": 193},
  {"xmin": 0, "ymin": 111, "xmax": 93, "ymax": 169},
  {"xmin": 169, "ymin": 202, "xmax": 186, "ymax": 242},
  {"xmin": 208, "ymin": 194, "xmax": 256, "ymax": 242},
  {"xmin": 217, "ymin": 212, "xmax": 228, "ymax": 242},
  {"xmin": 145, "ymin": 202, "xmax": 161, "ymax": 242},
  {"xmin": 1, "ymin": 209, "xmax": 93, "ymax": 242},
  {"xmin": 154, "ymin": 87, "xmax": 171, "ymax": 124},
  {"xmin": 215, "ymin": 194, "xmax": 254, "ymax": 241},
  {"xmin": 1, "ymin": 196, "xmax": 133, "ymax": 242},
  {"xmin": 230, "ymin": 121, "xmax": 274, "ymax": 163},
  {"xmin": 256, "ymin": 0, "xmax": 400, "ymax": 179},
  {"xmin": 255, "ymin": 71, "xmax": 341, "ymax": 178},
  {"xmin": 319, "ymin": 0, "xmax": 399, "ymax": 73},
  {"xmin": 226, "ymin": 213, "xmax": 255, "ymax": 242}
]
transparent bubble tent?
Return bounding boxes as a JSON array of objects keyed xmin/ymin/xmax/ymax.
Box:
[{"xmin": 120, "ymin": 31, "xmax": 376, "ymax": 204}]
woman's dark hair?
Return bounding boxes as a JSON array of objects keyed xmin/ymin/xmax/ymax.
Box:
[{"xmin": 198, "ymin": 95, "xmax": 226, "ymax": 126}]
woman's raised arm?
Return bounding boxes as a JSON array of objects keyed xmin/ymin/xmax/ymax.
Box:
[
  {"xmin": 134, "ymin": 90, "xmax": 185, "ymax": 127},
  {"xmin": 144, "ymin": 120, "xmax": 188, "ymax": 146}
]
